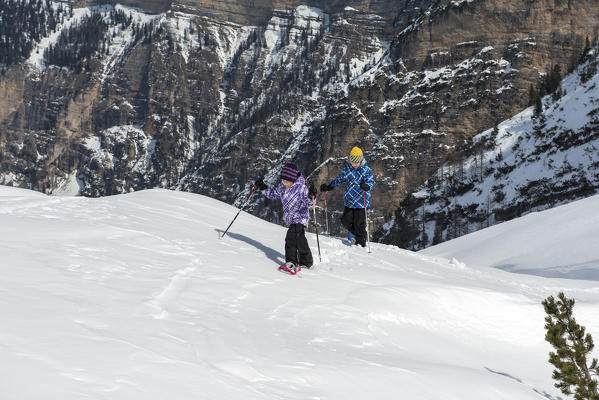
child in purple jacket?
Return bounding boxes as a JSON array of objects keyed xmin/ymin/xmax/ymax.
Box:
[{"xmin": 255, "ymin": 163, "xmax": 315, "ymax": 271}]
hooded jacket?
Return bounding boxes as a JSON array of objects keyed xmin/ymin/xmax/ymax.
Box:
[
  {"xmin": 263, "ymin": 174, "xmax": 311, "ymax": 227},
  {"xmin": 330, "ymin": 159, "xmax": 375, "ymax": 208}
]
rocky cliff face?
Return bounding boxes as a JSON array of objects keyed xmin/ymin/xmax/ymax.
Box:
[
  {"xmin": 0, "ymin": 0, "xmax": 598, "ymax": 244},
  {"xmin": 378, "ymin": 40, "xmax": 599, "ymax": 250},
  {"xmin": 177, "ymin": 0, "xmax": 401, "ymax": 26}
]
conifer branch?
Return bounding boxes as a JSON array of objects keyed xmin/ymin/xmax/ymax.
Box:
[{"xmin": 543, "ymin": 292, "xmax": 599, "ymax": 400}]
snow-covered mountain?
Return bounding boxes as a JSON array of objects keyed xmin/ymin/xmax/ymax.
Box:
[
  {"xmin": 2, "ymin": 184, "xmax": 599, "ymax": 399},
  {"xmin": 381, "ymin": 40, "xmax": 599, "ymax": 250},
  {"xmin": 1, "ymin": 0, "xmax": 598, "ymax": 247}
]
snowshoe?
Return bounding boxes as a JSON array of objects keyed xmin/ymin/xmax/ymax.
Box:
[
  {"xmin": 279, "ymin": 262, "xmax": 301, "ymax": 275},
  {"xmin": 342, "ymin": 232, "xmax": 356, "ymax": 246}
]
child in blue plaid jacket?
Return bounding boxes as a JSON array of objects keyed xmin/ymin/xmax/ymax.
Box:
[{"xmin": 320, "ymin": 147, "xmax": 375, "ymax": 247}]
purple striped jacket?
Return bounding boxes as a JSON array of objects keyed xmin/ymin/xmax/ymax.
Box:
[{"xmin": 263, "ymin": 174, "xmax": 312, "ymax": 227}]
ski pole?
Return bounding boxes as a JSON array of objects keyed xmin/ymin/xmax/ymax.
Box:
[
  {"xmin": 220, "ymin": 186, "xmax": 258, "ymax": 239},
  {"xmin": 312, "ymin": 194, "xmax": 322, "ymax": 262},
  {"xmin": 324, "ymin": 191, "xmax": 329, "ymax": 235},
  {"xmin": 363, "ymin": 191, "xmax": 371, "ymax": 253}
]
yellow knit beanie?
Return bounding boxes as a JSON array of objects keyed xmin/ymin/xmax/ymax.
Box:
[{"xmin": 349, "ymin": 147, "xmax": 364, "ymax": 164}]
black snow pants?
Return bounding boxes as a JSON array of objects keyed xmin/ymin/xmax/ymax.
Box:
[
  {"xmin": 341, "ymin": 206, "xmax": 367, "ymax": 247},
  {"xmin": 285, "ymin": 223, "xmax": 313, "ymax": 267}
]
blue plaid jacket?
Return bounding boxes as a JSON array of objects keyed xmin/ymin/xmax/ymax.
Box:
[{"xmin": 330, "ymin": 160, "xmax": 375, "ymax": 208}]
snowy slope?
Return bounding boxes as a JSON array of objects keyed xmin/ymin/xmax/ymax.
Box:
[
  {"xmin": 382, "ymin": 42, "xmax": 599, "ymax": 250},
  {"xmin": 1, "ymin": 185, "xmax": 599, "ymax": 399},
  {"xmin": 27, "ymin": 3, "xmax": 161, "ymax": 73},
  {"xmin": 422, "ymin": 193, "xmax": 599, "ymax": 281}
]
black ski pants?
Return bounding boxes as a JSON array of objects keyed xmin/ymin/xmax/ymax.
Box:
[
  {"xmin": 285, "ymin": 223, "xmax": 313, "ymax": 267},
  {"xmin": 341, "ymin": 206, "xmax": 367, "ymax": 247}
]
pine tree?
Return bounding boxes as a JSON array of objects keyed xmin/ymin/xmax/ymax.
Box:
[
  {"xmin": 581, "ymin": 37, "xmax": 592, "ymax": 64},
  {"xmin": 542, "ymin": 292, "xmax": 599, "ymax": 400},
  {"xmin": 528, "ymin": 85, "xmax": 536, "ymax": 107},
  {"xmin": 544, "ymin": 64, "xmax": 562, "ymax": 95},
  {"xmin": 534, "ymin": 91, "xmax": 543, "ymax": 118}
]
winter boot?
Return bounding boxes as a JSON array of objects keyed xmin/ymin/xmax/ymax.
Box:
[
  {"xmin": 285, "ymin": 261, "xmax": 300, "ymax": 273},
  {"xmin": 347, "ymin": 232, "xmax": 356, "ymax": 245}
]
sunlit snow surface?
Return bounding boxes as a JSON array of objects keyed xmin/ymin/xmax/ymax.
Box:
[
  {"xmin": 1, "ymin": 186, "xmax": 598, "ymax": 399},
  {"xmin": 423, "ymin": 194, "xmax": 599, "ymax": 281}
]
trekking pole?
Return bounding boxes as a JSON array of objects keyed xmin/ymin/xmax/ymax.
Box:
[
  {"xmin": 220, "ymin": 186, "xmax": 258, "ymax": 239},
  {"xmin": 324, "ymin": 192, "xmax": 329, "ymax": 235},
  {"xmin": 363, "ymin": 191, "xmax": 372, "ymax": 253},
  {"xmin": 312, "ymin": 194, "xmax": 322, "ymax": 262}
]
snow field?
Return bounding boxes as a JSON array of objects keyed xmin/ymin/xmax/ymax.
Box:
[
  {"xmin": 422, "ymin": 193, "xmax": 599, "ymax": 281},
  {"xmin": 1, "ymin": 186, "xmax": 598, "ymax": 399}
]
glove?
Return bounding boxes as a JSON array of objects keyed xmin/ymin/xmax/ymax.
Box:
[
  {"xmin": 320, "ymin": 183, "xmax": 333, "ymax": 192},
  {"xmin": 359, "ymin": 181, "xmax": 370, "ymax": 191},
  {"xmin": 254, "ymin": 178, "xmax": 267, "ymax": 191},
  {"xmin": 308, "ymin": 183, "xmax": 317, "ymax": 198}
]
